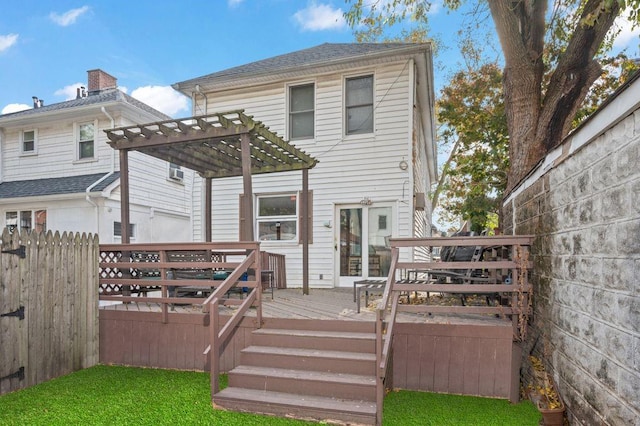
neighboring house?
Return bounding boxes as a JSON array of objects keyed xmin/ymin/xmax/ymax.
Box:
[
  {"xmin": 173, "ymin": 43, "xmax": 437, "ymax": 288},
  {"xmin": 0, "ymin": 69, "xmax": 192, "ymax": 242}
]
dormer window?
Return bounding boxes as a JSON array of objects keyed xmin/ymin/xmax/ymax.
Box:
[{"xmin": 21, "ymin": 129, "xmax": 36, "ymax": 154}]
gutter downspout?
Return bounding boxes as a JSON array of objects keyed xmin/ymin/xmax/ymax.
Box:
[
  {"xmin": 194, "ymin": 84, "xmax": 207, "ymax": 240},
  {"xmin": 0, "ymin": 128, "xmax": 4, "ymax": 183},
  {"xmin": 194, "ymin": 84, "xmax": 207, "ymax": 115},
  {"xmin": 85, "ymin": 107, "xmax": 116, "ymax": 234}
]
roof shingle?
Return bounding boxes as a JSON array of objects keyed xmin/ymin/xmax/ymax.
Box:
[
  {"xmin": 0, "ymin": 89, "xmax": 169, "ymax": 121},
  {"xmin": 173, "ymin": 42, "xmax": 429, "ymax": 89},
  {"xmin": 0, "ymin": 172, "xmax": 120, "ymax": 199}
]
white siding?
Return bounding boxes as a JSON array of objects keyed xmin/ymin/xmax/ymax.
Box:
[
  {"xmin": 0, "ymin": 104, "xmax": 193, "ymax": 243},
  {"xmin": 198, "ymin": 60, "xmax": 424, "ymax": 287}
]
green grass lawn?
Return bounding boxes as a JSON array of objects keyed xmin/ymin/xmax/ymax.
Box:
[{"xmin": 0, "ymin": 365, "xmax": 540, "ymax": 425}]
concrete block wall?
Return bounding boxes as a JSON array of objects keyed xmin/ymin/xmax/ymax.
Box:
[{"xmin": 504, "ymin": 107, "xmax": 640, "ymax": 425}]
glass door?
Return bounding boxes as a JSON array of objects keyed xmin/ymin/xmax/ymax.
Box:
[{"xmin": 337, "ymin": 205, "xmax": 393, "ymax": 286}]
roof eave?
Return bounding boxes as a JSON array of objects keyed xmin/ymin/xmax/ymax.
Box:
[
  {"xmin": 0, "ymin": 99, "xmax": 162, "ymax": 128},
  {"xmin": 413, "ymin": 50, "xmax": 438, "ymax": 183},
  {"xmin": 0, "ymin": 192, "xmax": 99, "ymax": 203},
  {"xmin": 173, "ymin": 44, "xmax": 432, "ymax": 96}
]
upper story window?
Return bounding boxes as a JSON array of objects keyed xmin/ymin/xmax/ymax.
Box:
[
  {"xmin": 5, "ymin": 209, "xmax": 47, "ymax": 233},
  {"xmin": 289, "ymin": 84, "xmax": 314, "ymax": 140},
  {"xmin": 78, "ymin": 122, "xmax": 95, "ymax": 160},
  {"xmin": 168, "ymin": 162, "xmax": 184, "ymax": 181},
  {"xmin": 21, "ymin": 129, "xmax": 37, "ymax": 154},
  {"xmin": 257, "ymin": 194, "xmax": 297, "ymax": 241},
  {"xmin": 346, "ymin": 75, "xmax": 374, "ymax": 135}
]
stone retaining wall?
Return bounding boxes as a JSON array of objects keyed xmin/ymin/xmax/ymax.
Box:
[{"xmin": 503, "ymin": 74, "xmax": 640, "ymax": 425}]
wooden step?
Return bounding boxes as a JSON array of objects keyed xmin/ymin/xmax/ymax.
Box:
[
  {"xmin": 228, "ymin": 365, "xmax": 376, "ymax": 401},
  {"xmin": 251, "ymin": 328, "xmax": 376, "ymax": 352},
  {"xmin": 262, "ymin": 317, "xmax": 375, "ymax": 333},
  {"xmin": 240, "ymin": 345, "xmax": 377, "ymax": 376},
  {"xmin": 213, "ymin": 387, "xmax": 376, "ymax": 425}
]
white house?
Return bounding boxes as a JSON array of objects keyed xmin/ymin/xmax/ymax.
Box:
[
  {"xmin": 0, "ymin": 69, "xmax": 192, "ymax": 242},
  {"xmin": 171, "ymin": 43, "xmax": 437, "ymax": 288}
]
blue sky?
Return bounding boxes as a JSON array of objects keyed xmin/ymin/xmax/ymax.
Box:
[{"xmin": 1, "ymin": 1, "xmax": 638, "ymax": 118}]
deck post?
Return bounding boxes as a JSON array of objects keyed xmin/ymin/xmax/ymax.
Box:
[
  {"xmin": 240, "ymin": 133, "xmax": 254, "ymax": 241},
  {"xmin": 119, "ymin": 149, "xmax": 131, "ymax": 244},
  {"xmin": 205, "ymin": 178, "xmax": 212, "ymax": 242},
  {"xmin": 302, "ymin": 168, "xmax": 309, "ymax": 295},
  {"xmin": 210, "ymin": 299, "xmax": 220, "ymax": 395}
]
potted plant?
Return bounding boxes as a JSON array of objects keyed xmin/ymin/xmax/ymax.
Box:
[{"xmin": 528, "ymin": 356, "xmax": 565, "ymax": 425}]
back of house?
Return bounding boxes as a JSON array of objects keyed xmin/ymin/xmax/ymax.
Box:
[{"xmin": 173, "ymin": 43, "xmax": 438, "ymax": 288}]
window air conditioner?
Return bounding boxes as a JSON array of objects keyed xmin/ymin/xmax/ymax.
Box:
[{"xmin": 170, "ymin": 168, "xmax": 184, "ymax": 180}]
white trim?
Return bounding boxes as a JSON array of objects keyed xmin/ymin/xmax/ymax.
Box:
[
  {"xmin": 334, "ymin": 202, "xmax": 397, "ymax": 287},
  {"xmin": 20, "ymin": 128, "xmax": 37, "ymax": 155},
  {"xmin": 407, "ymin": 58, "xmax": 416, "ymax": 231},
  {"xmin": 149, "ymin": 207, "xmax": 191, "ymax": 219},
  {"xmin": 256, "ymin": 192, "xmax": 299, "ymax": 243}
]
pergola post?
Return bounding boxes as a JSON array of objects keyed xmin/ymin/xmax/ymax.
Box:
[
  {"xmin": 205, "ymin": 177, "xmax": 212, "ymax": 242},
  {"xmin": 240, "ymin": 133, "xmax": 254, "ymax": 241},
  {"xmin": 119, "ymin": 149, "xmax": 131, "ymax": 244},
  {"xmin": 302, "ymin": 168, "xmax": 309, "ymax": 295}
]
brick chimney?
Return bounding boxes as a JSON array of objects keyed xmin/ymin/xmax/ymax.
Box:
[{"xmin": 87, "ymin": 69, "xmax": 117, "ymax": 95}]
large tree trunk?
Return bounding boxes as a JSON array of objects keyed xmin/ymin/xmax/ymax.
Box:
[{"xmin": 489, "ymin": 0, "xmax": 621, "ymax": 192}]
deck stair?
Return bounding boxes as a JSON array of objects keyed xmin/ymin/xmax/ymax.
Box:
[{"xmin": 213, "ymin": 320, "xmax": 379, "ymax": 425}]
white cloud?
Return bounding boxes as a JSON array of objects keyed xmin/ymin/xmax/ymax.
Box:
[
  {"xmin": 613, "ymin": 12, "xmax": 640, "ymax": 50},
  {"xmin": 54, "ymin": 82, "xmax": 85, "ymax": 100},
  {"xmin": 0, "ymin": 34, "xmax": 19, "ymax": 52},
  {"xmin": 2, "ymin": 103, "xmax": 31, "ymax": 114},
  {"xmin": 130, "ymin": 86, "xmax": 190, "ymax": 117},
  {"xmin": 119, "ymin": 86, "xmax": 128, "ymax": 94},
  {"xmin": 50, "ymin": 6, "xmax": 89, "ymax": 27},
  {"xmin": 228, "ymin": 0, "xmax": 243, "ymax": 7},
  {"xmin": 293, "ymin": 2, "xmax": 346, "ymax": 31}
]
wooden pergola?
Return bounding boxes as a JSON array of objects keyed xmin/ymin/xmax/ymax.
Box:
[{"xmin": 104, "ymin": 110, "xmax": 318, "ymax": 293}]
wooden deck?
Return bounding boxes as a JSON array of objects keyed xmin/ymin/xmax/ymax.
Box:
[{"xmin": 99, "ymin": 288, "xmax": 508, "ymax": 326}]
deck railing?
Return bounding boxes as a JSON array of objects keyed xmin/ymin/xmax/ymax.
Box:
[
  {"xmin": 98, "ymin": 242, "xmax": 263, "ymax": 398},
  {"xmin": 261, "ymin": 251, "xmax": 287, "ymax": 289},
  {"xmin": 375, "ymin": 235, "xmax": 534, "ymax": 424}
]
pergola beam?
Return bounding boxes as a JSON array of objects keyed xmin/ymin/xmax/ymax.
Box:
[{"xmin": 105, "ymin": 109, "xmax": 317, "ymax": 292}]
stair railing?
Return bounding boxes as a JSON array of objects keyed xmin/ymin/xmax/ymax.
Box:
[
  {"xmin": 375, "ymin": 246, "xmax": 400, "ymax": 426},
  {"xmin": 203, "ymin": 247, "xmax": 262, "ymax": 395}
]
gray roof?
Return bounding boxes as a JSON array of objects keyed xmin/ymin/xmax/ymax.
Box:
[
  {"xmin": 0, "ymin": 172, "xmax": 120, "ymax": 199},
  {"xmin": 0, "ymin": 89, "xmax": 170, "ymax": 121},
  {"xmin": 173, "ymin": 42, "xmax": 429, "ymax": 90}
]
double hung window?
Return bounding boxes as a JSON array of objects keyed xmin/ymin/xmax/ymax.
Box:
[
  {"xmin": 78, "ymin": 122, "xmax": 95, "ymax": 159},
  {"xmin": 289, "ymin": 84, "xmax": 314, "ymax": 140},
  {"xmin": 345, "ymin": 75, "xmax": 374, "ymax": 135},
  {"xmin": 21, "ymin": 130, "xmax": 36, "ymax": 154}
]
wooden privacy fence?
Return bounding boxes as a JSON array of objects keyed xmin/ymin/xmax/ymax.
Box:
[{"xmin": 0, "ymin": 229, "xmax": 99, "ymax": 396}]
